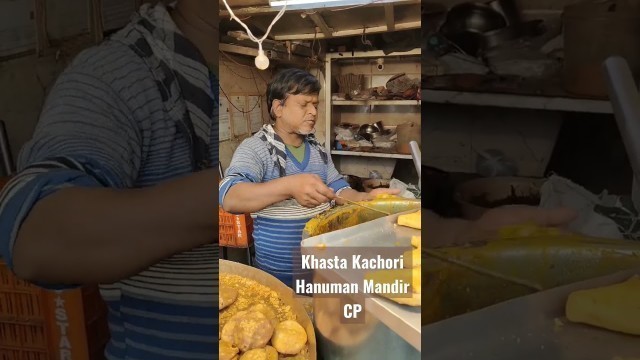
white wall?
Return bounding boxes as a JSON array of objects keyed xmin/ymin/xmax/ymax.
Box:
[
  {"xmin": 0, "ymin": 0, "xmax": 138, "ymax": 160},
  {"xmin": 0, "ymin": 54, "xmax": 68, "ymax": 162},
  {"xmin": 0, "ymin": 0, "xmax": 136, "ymax": 58},
  {"xmin": 218, "ymin": 59, "xmax": 273, "ymax": 171}
]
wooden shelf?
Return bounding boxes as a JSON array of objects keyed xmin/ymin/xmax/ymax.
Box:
[
  {"xmin": 333, "ymin": 100, "xmax": 421, "ymax": 106},
  {"xmin": 326, "ymin": 48, "xmax": 421, "ymax": 59},
  {"xmin": 423, "ymin": 90, "xmax": 613, "ymax": 114},
  {"xmin": 331, "ymin": 150, "xmax": 413, "ymax": 159}
]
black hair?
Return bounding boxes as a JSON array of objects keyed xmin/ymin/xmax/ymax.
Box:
[{"xmin": 266, "ymin": 68, "xmax": 321, "ymax": 120}]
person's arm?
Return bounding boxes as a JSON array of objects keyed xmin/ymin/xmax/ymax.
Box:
[
  {"xmin": 323, "ymin": 156, "xmax": 400, "ymax": 204},
  {"xmin": 335, "ymin": 187, "xmax": 401, "ymax": 203},
  {"xmin": 9, "ymin": 169, "xmax": 216, "ymax": 285},
  {"xmin": 0, "ymin": 62, "xmax": 215, "ymax": 286},
  {"xmin": 425, "ymin": 206, "xmax": 578, "ymax": 248},
  {"xmin": 220, "ymin": 139, "xmax": 334, "ymax": 213},
  {"xmin": 219, "ymin": 138, "xmax": 281, "ymax": 214},
  {"xmin": 424, "ymin": 209, "xmax": 472, "ymax": 248},
  {"xmin": 221, "ymin": 177, "xmax": 296, "ymax": 214}
]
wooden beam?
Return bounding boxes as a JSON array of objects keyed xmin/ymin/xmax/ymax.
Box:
[
  {"xmin": 308, "ymin": 12, "xmax": 332, "ymax": 38},
  {"xmin": 251, "ymin": 21, "xmax": 270, "ymax": 38},
  {"xmin": 33, "ymin": 0, "xmax": 49, "ymax": 57},
  {"xmin": 220, "ymin": 43, "xmax": 310, "ymax": 64},
  {"xmin": 272, "ymin": 20, "xmax": 420, "ymax": 40},
  {"xmin": 220, "ymin": 0, "xmax": 419, "ymax": 17},
  {"xmin": 89, "ymin": 0, "xmax": 104, "ymax": 44},
  {"xmin": 384, "ymin": 4, "xmax": 395, "ymax": 31}
]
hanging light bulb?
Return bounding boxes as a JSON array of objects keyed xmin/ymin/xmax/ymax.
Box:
[
  {"xmin": 222, "ymin": 0, "xmax": 287, "ymax": 70},
  {"xmin": 255, "ymin": 46, "xmax": 270, "ymax": 70}
]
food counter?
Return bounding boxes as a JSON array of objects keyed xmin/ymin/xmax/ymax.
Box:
[
  {"xmin": 219, "ymin": 197, "xmax": 422, "ymax": 360},
  {"xmin": 302, "ymin": 205, "xmax": 421, "ymax": 359}
]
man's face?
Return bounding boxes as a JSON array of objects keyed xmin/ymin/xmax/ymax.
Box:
[{"xmin": 275, "ymin": 93, "xmax": 319, "ymax": 135}]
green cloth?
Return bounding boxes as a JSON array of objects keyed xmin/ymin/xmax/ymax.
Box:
[{"xmin": 286, "ymin": 142, "xmax": 306, "ymax": 163}]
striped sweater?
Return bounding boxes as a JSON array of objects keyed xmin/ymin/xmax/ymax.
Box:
[
  {"xmin": 219, "ymin": 135, "xmax": 350, "ymax": 286},
  {"xmin": 0, "ymin": 4, "xmax": 217, "ymax": 360}
]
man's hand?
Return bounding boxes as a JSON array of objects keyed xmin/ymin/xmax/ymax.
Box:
[
  {"xmin": 363, "ymin": 188, "xmax": 402, "ymax": 200},
  {"xmin": 426, "ymin": 206, "xmax": 578, "ymax": 248},
  {"xmin": 289, "ymin": 174, "xmax": 335, "ymax": 208},
  {"xmin": 459, "ymin": 205, "xmax": 578, "ymax": 244},
  {"xmin": 474, "ymin": 206, "xmax": 578, "ymax": 234},
  {"xmin": 334, "ymin": 187, "xmax": 402, "ymax": 204}
]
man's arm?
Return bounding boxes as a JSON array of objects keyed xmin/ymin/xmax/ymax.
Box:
[
  {"xmin": 0, "ymin": 55, "xmax": 216, "ymax": 286},
  {"xmin": 221, "ymin": 177, "xmax": 294, "ymax": 214},
  {"xmin": 221, "ymin": 137, "xmax": 339, "ymax": 213},
  {"xmin": 219, "ymin": 138, "xmax": 287, "ymax": 214},
  {"xmin": 323, "ymin": 154, "xmax": 399, "ymax": 204},
  {"xmin": 11, "ymin": 169, "xmax": 216, "ymax": 285},
  {"xmin": 425, "ymin": 206, "xmax": 577, "ymax": 248},
  {"xmin": 334, "ymin": 187, "xmax": 401, "ymax": 203},
  {"xmin": 424, "ymin": 209, "xmax": 471, "ymax": 248}
]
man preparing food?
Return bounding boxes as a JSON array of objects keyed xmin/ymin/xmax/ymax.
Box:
[
  {"xmin": 0, "ymin": 1, "xmax": 218, "ymax": 359},
  {"xmin": 219, "ymin": 68, "xmax": 400, "ymax": 286}
]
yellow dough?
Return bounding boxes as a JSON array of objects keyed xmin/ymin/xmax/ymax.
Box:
[
  {"xmin": 385, "ymin": 291, "xmax": 421, "ymax": 307},
  {"xmin": 566, "ymin": 275, "xmax": 640, "ymax": 336},
  {"xmin": 220, "ymin": 285, "xmax": 239, "ymax": 310},
  {"xmin": 398, "ymin": 210, "xmax": 421, "ymax": 229},
  {"xmin": 271, "ymin": 320, "xmax": 308, "ymax": 355},
  {"xmin": 250, "ymin": 303, "xmax": 279, "ymax": 329},
  {"xmin": 220, "ymin": 340, "xmax": 239, "ymax": 360},
  {"xmin": 411, "ymin": 235, "xmax": 421, "ymax": 249},
  {"xmin": 221, "ymin": 310, "xmax": 275, "ymax": 352},
  {"xmin": 239, "ymin": 346, "xmax": 278, "ymax": 360},
  {"xmin": 402, "ymin": 248, "xmax": 421, "ymax": 268},
  {"xmin": 265, "ymin": 346, "xmax": 279, "ymax": 360},
  {"xmin": 364, "ymin": 266, "xmax": 421, "ymax": 307}
]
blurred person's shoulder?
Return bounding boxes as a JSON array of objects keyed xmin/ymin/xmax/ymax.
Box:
[{"xmin": 61, "ymin": 39, "xmax": 153, "ymax": 91}]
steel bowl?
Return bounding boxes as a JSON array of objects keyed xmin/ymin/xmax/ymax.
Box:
[{"xmin": 440, "ymin": 2, "xmax": 507, "ymax": 35}]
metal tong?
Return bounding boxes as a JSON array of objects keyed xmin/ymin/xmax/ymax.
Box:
[{"xmin": 335, "ymin": 195, "xmax": 391, "ymax": 216}]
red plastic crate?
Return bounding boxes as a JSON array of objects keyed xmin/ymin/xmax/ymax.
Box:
[
  {"xmin": 0, "ymin": 261, "xmax": 109, "ymax": 359},
  {"xmin": 0, "ymin": 321, "xmax": 48, "ymax": 349},
  {"xmin": 0, "ymin": 291, "xmax": 45, "ymax": 322},
  {"xmin": 219, "ymin": 206, "xmax": 254, "ymax": 248},
  {"xmin": 0, "ymin": 347, "xmax": 48, "ymax": 360}
]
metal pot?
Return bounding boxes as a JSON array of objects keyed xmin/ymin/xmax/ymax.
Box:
[
  {"xmin": 440, "ymin": 3, "xmax": 507, "ymax": 35},
  {"xmin": 483, "ymin": 25, "xmax": 519, "ymax": 49},
  {"xmin": 358, "ymin": 124, "xmax": 380, "ymax": 142},
  {"xmin": 487, "ymin": 0, "xmax": 522, "ymax": 28}
]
